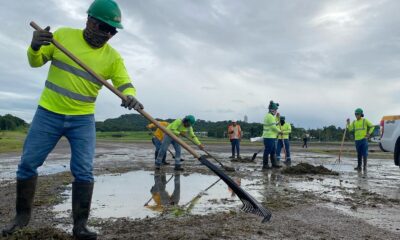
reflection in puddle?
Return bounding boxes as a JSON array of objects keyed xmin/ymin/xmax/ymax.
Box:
[{"xmin": 53, "ymin": 171, "xmax": 258, "ymax": 219}]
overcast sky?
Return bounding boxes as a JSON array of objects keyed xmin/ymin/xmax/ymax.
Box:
[{"xmin": 0, "ymin": 0, "xmax": 399, "ymax": 128}]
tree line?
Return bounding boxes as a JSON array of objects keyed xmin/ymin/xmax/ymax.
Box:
[
  {"xmin": 0, "ymin": 114, "xmax": 27, "ymax": 130},
  {"xmin": 95, "ymin": 113, "xmax": 379, "ymax": 141},
  {"xmin": 1, "ymin": 113, "xmax": 379, "ymax": 141}
]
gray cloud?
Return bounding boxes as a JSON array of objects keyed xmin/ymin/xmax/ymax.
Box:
[{"xmin": 0, "ymin": 0, "xmax": 399, "ymax": 127}]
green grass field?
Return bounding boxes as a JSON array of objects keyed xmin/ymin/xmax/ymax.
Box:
[{"xmin": 0, "ymin": 131, "xmax": 26, "ymax": 153}]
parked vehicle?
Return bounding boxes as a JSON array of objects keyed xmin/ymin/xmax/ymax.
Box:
[{"xmin": 379, "ymin": 115, "xmax": 400, "ymax": 166}]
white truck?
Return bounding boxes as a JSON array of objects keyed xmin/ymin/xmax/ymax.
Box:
[{"xmin": 379, "ymin": 115, "xmax": 400, "ymax": 167}]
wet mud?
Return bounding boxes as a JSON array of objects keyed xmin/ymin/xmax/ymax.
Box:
[
  {"xmin": 282, "ymin": 162, "xmax": 339, "ymax": 175},
  {"xmin": 0, "ymin": 141, "xmax": 399, "ymax": 239}
]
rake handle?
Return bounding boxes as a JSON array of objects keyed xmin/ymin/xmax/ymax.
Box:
[
  {"xmin": 278, "ymin": 123, "xmax": 287, "ymax": 160},
  {"xmin": 338, "ymin": 127, "xmax": 347, "ymax": 162},
  {"xmin": 29, "ymin": 21, "xmax": 200, "ymax": 159}
]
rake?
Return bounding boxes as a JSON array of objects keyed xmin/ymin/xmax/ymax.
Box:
[
  {"xmin": 182, "ymin": 135, "xmax": 236, "ymax": 172},
  {"xmin": 29, "ymin": 22, "xmax": 272, "ymax": 222}
]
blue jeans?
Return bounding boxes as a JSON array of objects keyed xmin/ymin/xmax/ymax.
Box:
[
  {"xmin": 152, "ymin": 137, "xmax": 166, "ymax": 162},
  {"xmin": 156, "ymin": 135, "xmax": 181, "ymax": 166},
  {"xmin": 355, "ymin": 138, "xmax": 368, "ymax": 160},
  {"xmin": 263, "ymin": 138, "xmax": 276, "ymax": 165},
  {"xmin": 17, "ymin": 106, "xmax": 95, "ymax": 182},
  {"xmin": 231, "ymin": 139, "xmax": 240, "ymax": 157},
  {"xmin": 276, "ymin": 139, "xmax": 291, "ymax": 161}
]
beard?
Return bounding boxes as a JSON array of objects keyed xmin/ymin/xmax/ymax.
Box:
[{"xmin": 83, "ymin": 26, "xmax": 111, "ymax": 48}]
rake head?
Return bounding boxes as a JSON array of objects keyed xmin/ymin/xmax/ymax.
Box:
[
  {"xmin": 251, "ymin": 152, "xmax": 258, "ymax": 161},
  {"xmin": 199, "ymin": 155, "xmax": 272, "ymax": 222}
]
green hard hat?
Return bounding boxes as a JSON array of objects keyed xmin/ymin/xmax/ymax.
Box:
[
  {"xmin": 268, "ymin": 101, "xmax": 279, "ymax": 110},
  {"xmin": 185, "ymin": 115, "xmax": 196, "ymax": 125},
  {"xmin": 87, "ymin": 0, "xmax": 123, "ymax": 29},
  {"xmin": 354, "ymin": 108, "xmax": 363, "ymax": 115},
  {"xmin": 280, "ymin": 116, "xmax": 285, "ymax": 120}
]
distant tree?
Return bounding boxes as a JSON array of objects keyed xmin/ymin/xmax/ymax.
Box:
[{"xmin": 0, "ymin": 114, "xmax": 27, "ymax": 130}]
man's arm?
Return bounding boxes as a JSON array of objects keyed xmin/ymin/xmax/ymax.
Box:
[
  {"xmin": 27, "ymin": 27, "xmax": 55, "ymax": 68},
  {"xmin": 189, "ymin": 127, "xmax": 201, "ymax": 145},
  {"xmin": 111, "ymin": 58, "xmax": 143, "ymax": 110},
  {"xmin": 347, "ymin": 121, "xmax": 354, "ymax": 131},
  {"xmin": 367, "ymin": 119, "xmax": 375, "ymax": 135}
]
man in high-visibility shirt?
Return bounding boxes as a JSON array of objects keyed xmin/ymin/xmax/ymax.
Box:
[
  {"xmin": 347, "ymin": 108, "xmax": 375, "ymax": 171},
  {"xmin": 155, "ymin": 115, "xmax": 204, "ymax": 171},
  {"xmin": 147, "ymin": 121, "xmax": 169, "ymax": 164},
  {"xmin": 2, "ymin": 1, "xmax": 142, "ymax": 239},
  {"xmin": 262, "ymin": 101, "xmax": 282, "ymax": 170},
  {"xmin": 228, "ymin": 120, "xmax": 242, "ymax": 159},
  {"xmin": 276, "ymin": 116, "xmax": 292, "ymax": 165}
]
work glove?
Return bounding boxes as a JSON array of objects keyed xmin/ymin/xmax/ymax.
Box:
[
  {"xmin": 179, "ymin": 132, "xmax": 186, "ymax": 137},
  {"xmin": 31, "ymin": 26, "xmax": 53, "ymax": 51},
  {"xmin": 198, "ymin": 144, "xmax": 205, "ymax": 150},
  {"xmin": 346, "ymin": 118, "xmax": 350, "ymax": 125},
  {"xmin": 121, "ymin": 95, "xmax": 144, "ymax": 111},
  {"xmin": 365, "ymin": 133, "xmax": 370, "ymax": 139}
]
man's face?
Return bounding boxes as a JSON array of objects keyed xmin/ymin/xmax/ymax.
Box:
[
  {"xmin": 183, "ymin": 121, "xmax": 190, "ymax": 128},
  {"xmin": 355, "ymin": 113, "xmax": 361, "ymax": 120},
  {"xmin": 270, "ymin": 109, "xmax": 277, "ymax": 115},
  {"xmin": 232, "ymin": 122, "xmax": 237, "ymax": 126},
  {"xmin": 84, "ymin": 16, "xmax": 117, "ymax": 48}
]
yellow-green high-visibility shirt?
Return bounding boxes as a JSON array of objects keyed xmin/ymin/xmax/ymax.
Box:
[
  {"xmin": 27, "ymin": 27, "xmax": 136, "ymax": 115},
  {"xmin": 167, "ymin": 119, "xmax": 201, "ymax": 145},
  {"xmin": 347, "ymin": 118, "xmax": 375, "ymax": 141},
  {"xmin": 262, "ymin": 113, "xmax": 280, "ymax": 138},
  {"xmin": 278, "ymin": 122, "xmax": 291, "ymax": 139}
]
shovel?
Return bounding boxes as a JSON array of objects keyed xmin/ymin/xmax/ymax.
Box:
[{"xmin": 30, "ymin": 22, "xmax": 271, "ymax": 222}]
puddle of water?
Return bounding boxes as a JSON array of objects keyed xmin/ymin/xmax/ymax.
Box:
[
  {"xmin": 53, "ymin": 170, "xmax": 261, "ymax": 220},
  {"xmin": 324, "ymin": 164, "xmax": 354, "ymax": 172}
]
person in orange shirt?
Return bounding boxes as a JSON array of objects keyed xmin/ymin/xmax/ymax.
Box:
[
  {"xmin": 147, "ymin": 121, "xmax": 169, "ymax": 165},
  {"xmin": 228, "ymin": 120, "xmax": 242, "ymax": 159}
]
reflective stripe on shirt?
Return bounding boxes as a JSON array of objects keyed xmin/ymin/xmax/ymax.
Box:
[{"xmin": 45, "ymin": 81, "xmax": 97, "ymax": 103}]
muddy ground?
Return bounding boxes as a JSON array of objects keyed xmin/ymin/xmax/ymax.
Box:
[{"xmin": 0, "ymin": 139, "xmax": 400, "ymax": 239}]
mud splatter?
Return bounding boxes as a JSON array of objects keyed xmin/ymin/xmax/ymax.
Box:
[{"xmin": 0, "ymin": 227, "xmax": 71, "ymax": 240}]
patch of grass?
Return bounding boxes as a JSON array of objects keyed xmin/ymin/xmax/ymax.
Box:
[
  {"xmin": 0, "ymin": 131, "xmax": 26, "ymax": 153},
  {"xmin": 34, "ymin": 172, "xmax": 73, "ymax": 207}
]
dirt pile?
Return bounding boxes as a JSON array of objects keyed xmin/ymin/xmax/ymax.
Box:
[
  {"xmin": 282, "ymin": 163, "xmax": 339, "ymax": 175},
  {"xmin": 0, "ymin": 227, "xmax": 71, "ymax": 240}
]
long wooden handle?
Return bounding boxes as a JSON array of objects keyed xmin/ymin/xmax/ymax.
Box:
[
  {"xmin": 30, "ymin": 21, "xmax": 200, "ymax": 159},
  {"xmin": 338, "ymin": 127, "xmax": 347, "ymax": 162}
]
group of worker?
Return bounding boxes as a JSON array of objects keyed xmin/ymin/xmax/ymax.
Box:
[
  {"xmin": 0, "ymin": 0, "xmax": 378, "ymax": 239},
  {"xmin": 147, "ymin": 115, "xmax": 204, "ymax": 171},
  {"xmin": 260, "ymin": 101, "xmax": 292, "ymax": 169}
]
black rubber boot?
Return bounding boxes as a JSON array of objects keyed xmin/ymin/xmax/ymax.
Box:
[
  {"xmin": 354, "ymin": 156, "xmax": 362, "ymax": 171},
  {"xmin": 2, "ymin": 176, "xmax": 37, "ymax": 237},
  {"xmin": 271, "ymin": 155, "xmax": 282, "ymax": 169},
  {"xmin": 262, "ymin": 155, "xmax": 271, "ymax": 170},
  {"xmin": 72, "ymin": 182, "xmax": 97, "ymax": 240},
  {"xmin": 363, "ymin": 157, "xmax": 367, "ymax": 171}
]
